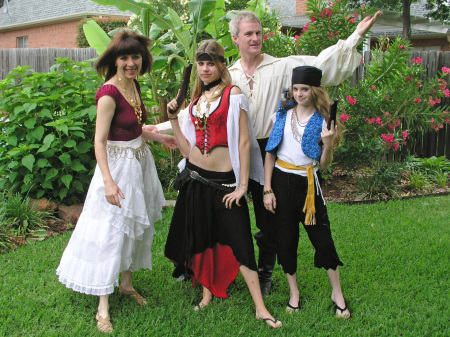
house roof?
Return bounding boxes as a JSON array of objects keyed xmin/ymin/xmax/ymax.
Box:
[{"xmin": 0, "ymin": 0, "xmax": 132, "ymax": 31}]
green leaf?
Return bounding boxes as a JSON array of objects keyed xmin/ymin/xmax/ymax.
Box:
[
  {"xmin": 9, "ymin": 172, "xmax": 18, "ymax": 183},
  {"xmin": 24, "ymin": 118, "xmax": 37, "ymax": 129},
  {"xmin": 64, "ymin": 139, "xmax": 77, "ymax": 148},
  {"xmin": 7, "ymin": 135, "xmax": 18, "ymax": 146},
  {"xmin": 45, "ymin": 168, "xmax": 58, "ymax": 181},
  {"xmin": 22, "ymin": 154, "xmax": 35, "ymax": 172},
  {"xmin": 71, "ymin": 160, "xmax": 88, "ymax": 172},
  {"xmin": 37, "ymin": 134, "xmax": 55, "ymax": 154},
  {"xmin": 76, "ymin": 141, "xmax": 93, "ymax": 154},
  {"xmin": 7, "ymin": 161, "xmax": 19, "ymax": 169},
  {"xmin": 24, "ymin": 173, "xmax": 34, "ymax": 185},
  {"xmin": 61, "ymin": 174, "xmax": 73, "ymax": 189},
  {"xmin": 36, "ymin": 158, "xmax": 50, "ymax": 168},
  {"xmin": 59, "ymin": 188, "xmax": 68, "ymax": 200},
  {"xmin": 42, "ymin": 180, "xmax": 53, "ymax": 189},
  {"xmin": 83, "ymin": 20, "xmax": 111, "ymax": 56},
  {"xmin": 59, "ymin": 153, "xmax": 72, "ymax": 165},
  {"xmin": 30, "ymin": 126, "xmax": 45, "ymax": 141},
  {"xmin": 23, "ymin": 102, "xmax": 37, "ymax": 113}
]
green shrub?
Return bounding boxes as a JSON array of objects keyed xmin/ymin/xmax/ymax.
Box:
[
  {"xmin": 76, "ymin": 17, "xmax": 129, "ymax": 48},
  {"xmin": 356, "ymin": 162, "xmax": 404, "ymax": 199},
  {"xmin": 0, "ymin": 223, "xmax": 11, "ymax": 253},
  {"xmin": 434, "ymin": 170, "xmax": 448, "ymax": 188},
  {"xmin": 407, "ymin": 170, "xmax": 429, "ymax": 191},
  {"xmin": 0, "ymin": 191, "xmax": 51, "ymax": 236},
  {"xmin": 0, "ymin": 59, "xmax": 102, "ymax": 204}
]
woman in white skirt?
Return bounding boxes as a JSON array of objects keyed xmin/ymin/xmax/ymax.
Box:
[{"xmin": 56, "ymin": 30, "xmax": 176, "ymax": 333}]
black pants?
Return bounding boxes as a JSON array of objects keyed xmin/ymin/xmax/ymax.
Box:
[
  {"xmin": 272, "ymin": 167, "xmax": 343, "ymax": 275},
  {"xmin": 248, "ymin": 138, "xmax": 277, "ymax": 269}
]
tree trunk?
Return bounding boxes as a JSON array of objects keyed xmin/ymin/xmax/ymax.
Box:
[{"xmin": 402, "ymin": 0, "xmax": 412, "ymax": 40}]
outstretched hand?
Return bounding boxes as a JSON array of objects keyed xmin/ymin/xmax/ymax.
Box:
[
  {"xmin": 160, "ymin": 134, "xmax": 178, "ymax": 149},
  {"xmin": 357, "ymin": 10, "xmax": 381, "ymax": 37}
]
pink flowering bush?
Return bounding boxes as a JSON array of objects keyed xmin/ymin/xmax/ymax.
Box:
[
  {"xmin": 297, "ymin": 0, "xmax": 372, "ymax": 56},
  {"xmin": 336, "ymin": 36, "xmax": 450, "ymax": 166},
  {"xmin": 261, "ymin": 0, "xmax": 369, "ymax": 58}
]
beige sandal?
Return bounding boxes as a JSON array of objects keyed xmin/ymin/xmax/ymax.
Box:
[
  {"xmin": 95, "ymin": 312, "xmax": 113, "ymax": 333},
  {"xmin": 118, "ymin": 285, "xmax": 147, "ymax": 305}
]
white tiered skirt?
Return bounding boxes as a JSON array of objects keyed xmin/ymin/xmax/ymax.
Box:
[{"xmin": 56, "ymin": 136, "xmax": 165, "ymax": 296}]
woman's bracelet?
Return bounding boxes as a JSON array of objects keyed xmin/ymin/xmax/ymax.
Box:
[
  {"xmin": 168, "ymin": 116, "xmax": 178, "ymax": 120},
  {"xmin": 263, "ymin": 189, "xmax": 273, "ymax": 195},
  {"xmin": 239, "ymin": 186, "xmax": 247, "ymax": 193}
]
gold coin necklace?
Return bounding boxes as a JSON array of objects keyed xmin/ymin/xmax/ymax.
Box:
[
  {"xmin": 194, "ymin": 84, "xmax": 223, "ymax": 131},
  {"xmin": 118, "ymin": 77, "xmax": 142, "ymax": 124}
]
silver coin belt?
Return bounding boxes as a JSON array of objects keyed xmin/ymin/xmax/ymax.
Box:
[{"xmin": 107, "ymin": 141, "xmax": 147, "ymax": 161}]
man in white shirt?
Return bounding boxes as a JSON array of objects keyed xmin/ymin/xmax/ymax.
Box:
[{"xmin": 152, "ymin": 9, "xmax": 380, "ymax": 296}]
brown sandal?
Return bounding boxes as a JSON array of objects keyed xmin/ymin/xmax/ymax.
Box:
[
  {"xmin": 95, "ymin": 312, "xmax": 113, "ymax": 333},
  {"xmin": 118, "ymin": 285, "xmax": 147, "ymax": 305}
]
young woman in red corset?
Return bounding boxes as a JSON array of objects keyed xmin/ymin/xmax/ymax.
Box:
[{"xmin": 164, "ymin": 40, "xmax": 282, "ymax": 329}]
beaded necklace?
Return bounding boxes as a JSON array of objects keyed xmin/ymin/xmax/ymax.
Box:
[
  {"xmin": 118, "ymin": 77, "xmax": 142, "ymax": 124},
  {"xmin": 291, "ymin": 106, "xmax": 313, "ymax": 143},
  {"xmin": 193, "ymin": 82, "xmax": 223, "ymax": 131}
]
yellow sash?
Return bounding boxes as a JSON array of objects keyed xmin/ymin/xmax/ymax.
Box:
[{"xmin": 276, "ymin": 158, "xmax": 317, "ymax": 225}]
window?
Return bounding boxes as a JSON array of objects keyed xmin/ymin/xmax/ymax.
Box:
[{"xmin": 17, "ymin": 36, "xmax": 28, "ymax": 48}]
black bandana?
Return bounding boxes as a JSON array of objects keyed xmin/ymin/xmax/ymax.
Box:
[
  {"xmin": 197, "ymin": 53, "xmax": 226, "ymax": 64},
  {"xmin": 292, "ymin": 66, "xmax": 322, "ymax": 87},
  {"xmin": 201, "ymin": 77, "xmax": 222, "ymax": 92}
]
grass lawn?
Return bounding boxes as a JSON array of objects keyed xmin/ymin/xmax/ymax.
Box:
[{"xmin": 0, "ymin": 195, "xmax": 449, "ymax": 336}]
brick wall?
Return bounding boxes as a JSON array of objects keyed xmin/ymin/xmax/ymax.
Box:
[
  {"xmin": 0, "ymin": 20, "xmax": 80, "ymax": 49},
  {"xmin": 296, "ymin": 0, "xmax": 308, "ymax": 15}
]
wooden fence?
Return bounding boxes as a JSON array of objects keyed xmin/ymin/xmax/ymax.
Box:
[
  {"xmin": 0, "ymin": 48, "xmax": 98, "ymax": 79},
  {"xmin": 1, "ymin": 48, "xmax": 449, "ymax": 160}
]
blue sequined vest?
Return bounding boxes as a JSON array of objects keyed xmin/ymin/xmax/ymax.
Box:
[{"xmin": 266, "ymin": 107, "xmax": 324, "ymax": 160}]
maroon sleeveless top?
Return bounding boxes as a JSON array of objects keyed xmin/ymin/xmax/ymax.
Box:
[
  {"xmin": 95, "ymin": 79, "xmax": 147, "ymax": 141},
  {"xmin": 189, "ymin": 85, "xmax": 233, "ymax": 154}
]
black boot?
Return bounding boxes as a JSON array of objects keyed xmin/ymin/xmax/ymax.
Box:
[{"xmin": 258, "ymin": 252, "xmax": 276, "ymax": 297}]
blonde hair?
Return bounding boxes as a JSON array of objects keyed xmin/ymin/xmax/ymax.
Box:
[
  {"xmin": 229, "ymin": 11, "xmax": 261, "ymax": 37},
  {"xmin": 290, "ymin": 86, "xmax": 343, "ymax": 147},
  {"xmin": 191, "ymin": 40, "xmax": 232, "ymax": 100}
]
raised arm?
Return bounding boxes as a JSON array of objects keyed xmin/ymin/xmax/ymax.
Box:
[{"xmin": 288, "ymin": 11, "xmax": 381, "ymax": 87}]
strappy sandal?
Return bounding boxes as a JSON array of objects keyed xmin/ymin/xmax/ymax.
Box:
[
  {"xmin": 95, "ymin": 312, "xmax": 113, "ymax": 333},
  {"xmin": 118, "ymin": 285, "xmax": 147, "ymax": 305},
  {"xmin": 256, "ymin": 313, "xmax": 283, "ymax": 329},
  {"xmin": 332, "ymin": 301, "xmax": 351, "ymax": 319},
  {"xmin": 286, "ymin": 301, "xmax": 300, "ymax": 313}
]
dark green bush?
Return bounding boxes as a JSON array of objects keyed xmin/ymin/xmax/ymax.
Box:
[
  {"xmin": 356, "ymin": 162, "xmax": 405, "ymax": 199},
  {"xmin": 0, "ymin": 191, "xmax": 52, "ymax": 236},
  {"xmin": 0, "ymin": 58, "xmax": 102, "ymax": 204},
  {"xmin": 76, "ymin": 16, "xmax": 129, "ymax": 48}
]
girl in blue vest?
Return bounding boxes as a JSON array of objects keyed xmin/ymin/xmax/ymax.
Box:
[{"xmin": 263, "ymin": 65, "xmax": 350, "ymax": 319}]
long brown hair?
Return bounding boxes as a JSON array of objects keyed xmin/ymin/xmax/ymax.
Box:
[
  {"xmin": 95, "ymin": 30, "xmax": 153, "ymax": 81},
  {"xmin": 289, "ymin": 86, "xmax": 343, "ymax": 147},
  {"xmin": 191, "ymin": 40, "xmax": 231, "ymax": 101}
]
